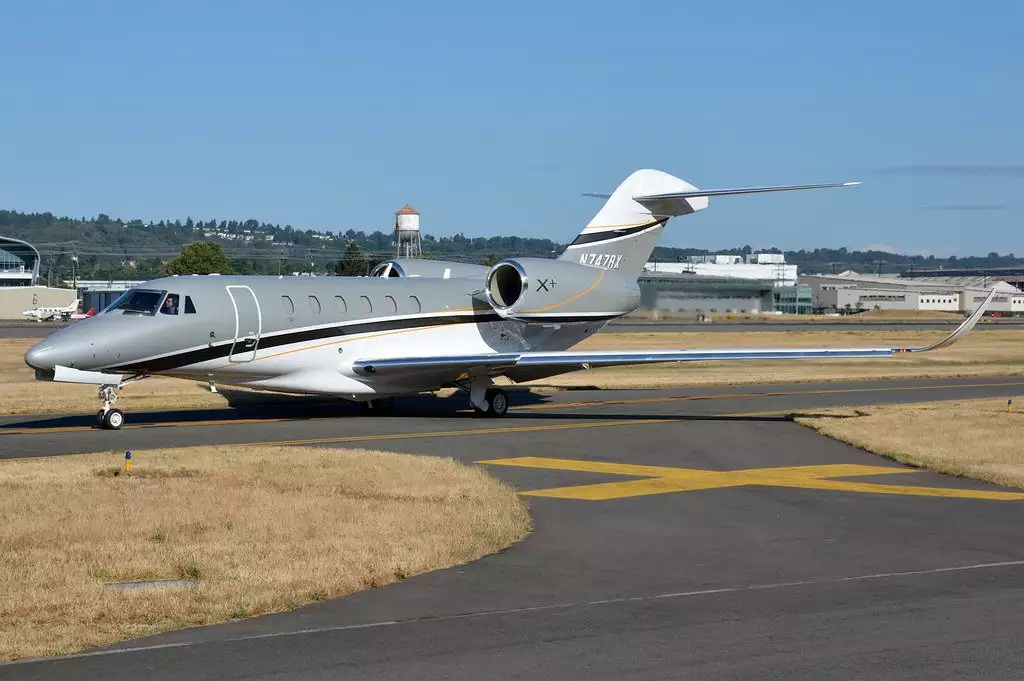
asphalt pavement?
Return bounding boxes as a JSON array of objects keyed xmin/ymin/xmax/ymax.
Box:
[{"xmin": 3, "ymin": 377, "xmax": 1024, "ymax": 679}]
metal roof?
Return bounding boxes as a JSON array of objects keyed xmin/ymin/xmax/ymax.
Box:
[{"xmin": 0, "ymin": 235, "xmax": 40, "ymax": 284}]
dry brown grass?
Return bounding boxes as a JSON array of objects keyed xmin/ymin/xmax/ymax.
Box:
[
  {"xmin": 0, "ymin": 445, "xmax": 530, "ymax": 660},
  {"xmin": 796, "ymin": 399, "xmax": 1024, "ymax": 488},
  {"xmin": 531, "ymin": 329, "xmax": 1024, "ymax": 389}
]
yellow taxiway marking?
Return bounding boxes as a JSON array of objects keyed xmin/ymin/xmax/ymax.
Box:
[
  {"xmin": 239, "ymin": 410, "xmax": 792, "ymax": 447},
  {"xmin": 517, "ymin": 380, "xmax": 1024, "ymax": 412},
  {"xmin": 256, "ymin": 418, "xmax": 678, "ymax": 447},
  {"xmin": 478, "ymin": 456, "xmax": 1024, "ymax": 502}
]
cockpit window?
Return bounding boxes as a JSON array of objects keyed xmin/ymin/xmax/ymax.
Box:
[
  {"xmin": 161, "ymin": 294, "xmax": 180, "ymax": 315},
  {"xmin": 104, "ymin": 289, "xmax": 165, "ymax": 316},
  {"xmin": 184, "ymin": 296, "xmax": 197, "ymax": 314}
]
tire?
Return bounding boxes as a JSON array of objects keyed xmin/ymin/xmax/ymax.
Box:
[
  {"xmin": 96, "ymin": 409, "xmax": 106, "ymax": 426},
  {"xmin": 366, "ymin": 398, "xmax": 396, "ymax": 412},
  {"xmin": 102, "ymin": 408, "xmax": 125, "ymax": 430},
  {"xmin": 484, "ymin": 388, "xmax": 508, "ymax": 417}
]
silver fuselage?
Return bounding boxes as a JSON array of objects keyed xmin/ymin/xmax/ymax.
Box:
[{"xmin": 25, "ymin": 273, "xmax": 633, "ymax": 398}]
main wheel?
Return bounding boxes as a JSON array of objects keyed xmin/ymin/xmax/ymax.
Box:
[
  {"xmin": 365, "ymin": 397, "xmax": 396, "ymax": 412},
  {"xmin": 484, "ymin": 388, "xmax": 508, "ymax": 417},
  {"xmin": 102, "ymin": 408, "xmax": 124, "ymax": 430}
]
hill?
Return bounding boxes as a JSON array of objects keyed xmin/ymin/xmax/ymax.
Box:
[{"xmin": 1, "ymin": 209, "xmax": 1021, "ymax": 284}]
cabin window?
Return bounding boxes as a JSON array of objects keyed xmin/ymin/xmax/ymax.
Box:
[
  {"xmin": 409, "ymin": 295, "xmax": 421, "ymax": 313},
  {"xmin": 309, "ymin": 295, "xmax": 321, "ymax": 314},
  {"xmin": 384, "ymin": 295, "xmax": 397, "ymax": 314},
  {"xmin": 335, "ymin": 295, "xmax": 347, "ymax": 315},
  {"xmin": 359, "ymin": 295, "xmax": 372, "ymax": 315},
  {"xmin": 184, "ymin": 296, "xmax": 197, "ymax": 314},
  {"xmin": 160, "ymin": 293, "xmax": 180, "ymax": 315},
  {"xmin": 281, "ymin": 295, "xmax": 294, "ymax": 314}
]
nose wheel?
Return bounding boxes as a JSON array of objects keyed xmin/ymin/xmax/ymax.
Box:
[
  {"xmin": 97, "ymin": 385, "xmax": 125, "ymax": 430},
  {"xmin": 362, "ymin": 397, "xmax": 396, "ymax": 412},
  {"xmin": 98, "ymin": 408, "xmax": 125, "ymax": 430}
]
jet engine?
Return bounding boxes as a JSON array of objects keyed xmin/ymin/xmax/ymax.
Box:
[
  {"xmin": 370, "ymin": 259, "xmax": 489, "ymax": 280},
  {"xmin": 485, "ymin": 257, "xmax": 640, "ymax": 320}
]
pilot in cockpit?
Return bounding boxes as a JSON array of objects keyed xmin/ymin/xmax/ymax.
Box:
[{"xmin": 161, "ymin": 294, "xmax": 179, "ymax": 315}]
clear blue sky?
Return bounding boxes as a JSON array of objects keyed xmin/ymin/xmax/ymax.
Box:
[{"xmin": 1, "ymin": 0, "xmax": 1021, "ymax": 256}]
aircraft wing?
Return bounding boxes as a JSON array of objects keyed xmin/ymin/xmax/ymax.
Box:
[{"xmin": 352, "ymin": 289, "xmax": 995, "ymax": 377}]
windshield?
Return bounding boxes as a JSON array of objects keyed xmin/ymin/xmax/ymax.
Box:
[{"xmin": 103, "ymin": 289, "xmax": 166, "ymax": 316}]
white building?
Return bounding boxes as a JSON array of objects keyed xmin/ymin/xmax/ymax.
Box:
[
  {"xmin": 644, "ymin": 252, "xmax": 797, "ymax": 287},
  {"xmin": 802, "ymin": 271, "xmax": 1024, "ymax": 315}
]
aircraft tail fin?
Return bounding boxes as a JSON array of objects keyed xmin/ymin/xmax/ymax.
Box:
[{"xmin": 560, "ymin": 169, "xmax": 858, "ymax": 278}]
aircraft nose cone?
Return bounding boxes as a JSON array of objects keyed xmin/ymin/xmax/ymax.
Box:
[
  {"xmin": 24, "ymin": 341, "xmax": 56, "ymax": 371},
  {"xmin": 24, "ymin": 338, "xmax": 78, "ymax": 372}
]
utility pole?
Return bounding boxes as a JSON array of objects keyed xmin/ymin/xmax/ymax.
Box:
[{"xmin": 71, "ymin": 244, "xmax": 79, "ymax": 291}]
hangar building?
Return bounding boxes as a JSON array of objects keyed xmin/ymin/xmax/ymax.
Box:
[
  {"xmin": 802, "ymin": 271, "xmax": 1024, "ymax": 316},
  {"xmin": 637, "ymin": 273, "xmax": 776, "ymax": 314},
  {"xmin": 640, "ymin": 253, "xmax": 811, "ymax": 314}
]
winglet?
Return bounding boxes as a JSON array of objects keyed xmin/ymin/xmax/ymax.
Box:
[{"xmin": 902, "ymin": 288, "xmax": 996, "ymax": 353}]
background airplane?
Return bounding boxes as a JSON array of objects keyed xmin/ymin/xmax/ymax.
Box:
[
  {"xmin": 24, "ymin": 169, "xmax": 995, "ymax": 430},
  {"xmin": 21, "ymin": 300, "xmax": 92, "ymax": 322}
]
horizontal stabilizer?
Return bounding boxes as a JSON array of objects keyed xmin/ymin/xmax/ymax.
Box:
[
  {"xmin": 584, "ymin": 181, "xmax": 860, "ymax": 217},
  {"xmin": 635, "ymin": 181, "xmax": 859, "ymax": 217},
  {"xmin": 636, "ymin": 182, "xmax": 860, "ymax": 200}
]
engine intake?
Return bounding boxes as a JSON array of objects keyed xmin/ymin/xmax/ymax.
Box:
[{"xmin": 486, "ymin": 260, "xmax": 528, "ymax": 309}]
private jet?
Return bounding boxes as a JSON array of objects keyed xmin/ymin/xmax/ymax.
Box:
[{"xmin": 24, "ymin": 169, "xmax": 995, "ymax": 429}]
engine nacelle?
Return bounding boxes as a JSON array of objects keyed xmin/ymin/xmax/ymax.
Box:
[
  {"xmin": 370, "ymin": 259, "xmax": 489, "ymax": 279},
  {"xmin": 485, "ymin": 257, "xmax": 640, "ymax": 321}
]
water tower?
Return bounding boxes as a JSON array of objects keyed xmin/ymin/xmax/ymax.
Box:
[{"xmin": 394, "ymin": 204, "xmax": 422, "ymax": 258}]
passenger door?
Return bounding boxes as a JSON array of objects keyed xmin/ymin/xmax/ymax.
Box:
[{"xmin": 226, "ymin": 285, "xmax": 262, "ymax": 362}]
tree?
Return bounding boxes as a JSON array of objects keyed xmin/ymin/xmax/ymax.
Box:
[
  {"xmin": 166, "ymin": 241, "xmax": 232, "ymax": 275},
  {"xmin": 480, "ymin": 254, "xmax": 500, "ymax": 267},
  {"xmin": 333, "ymin": 241, "xmax": 366, "ymax": 276}
]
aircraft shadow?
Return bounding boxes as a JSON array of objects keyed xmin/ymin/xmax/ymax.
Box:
[
  {"xmin": 0, "ymin": 388, "xmax": 858, "ymax": 431},
  {"xmin": 0, "ymin": 389, "xmax": 550, "ymax": 430},
  {"xmin": 0, "ymin": 401, "xmax": 847, "ymax": 432}
]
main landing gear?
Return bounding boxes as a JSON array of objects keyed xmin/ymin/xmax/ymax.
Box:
[
  {"xmin": 362, "ymin": 397, "xmax": 396, "ymax": 412},
  {"xmin": 477, "ymin": 387, "xmax": 509, "ymax": 417},
  {"xmin": 96, "ymin": 385, "xmax": 124, "ymax": 430},
  {"xmin": 467, "ymin": 375, "xmax": 509, "ymax": 418}
]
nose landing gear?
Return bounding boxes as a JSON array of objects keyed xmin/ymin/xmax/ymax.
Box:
[{"xmin": 97, "ymin": 385, "xmax": 125, "ymax": 430}]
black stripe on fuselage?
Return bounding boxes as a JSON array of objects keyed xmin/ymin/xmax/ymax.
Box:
[
  {"xmin": 106, "ymin": 311, "xmax": 618, "ymax": 373},
  {"xmin": 569, "ymin": 219, "xmax": 667, "ymax": 246}
]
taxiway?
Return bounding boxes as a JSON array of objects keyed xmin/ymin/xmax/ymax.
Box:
[{"xmin": 3, "ymin": 376, "xmax": 1024, "ymax": 679}]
